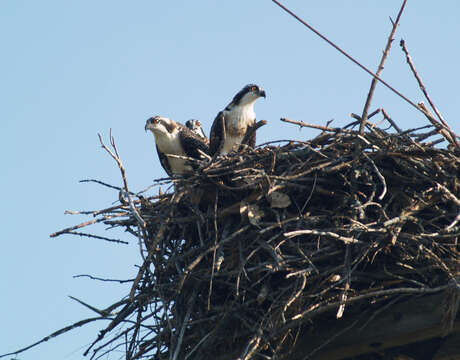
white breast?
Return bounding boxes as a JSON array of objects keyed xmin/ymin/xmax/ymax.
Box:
[
  {"xmin": 221, "ymin": 104, "xmax": 256, "ymax": 155},
  {"xmin": 155, "ymin": 131, "xmax": 193, "ymax": 174}
]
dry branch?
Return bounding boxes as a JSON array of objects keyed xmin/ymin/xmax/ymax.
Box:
[
  {"xmin": 400, "ymin": 40, "xmax": 460, "ymax": 149},
  {"xmin": 360, "ymin": 0, "xmax": 407, "ymax": 134}
]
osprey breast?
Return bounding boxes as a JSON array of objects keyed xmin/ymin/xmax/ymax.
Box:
[
  {"xmin": 226, "ymin": 105, "xmax": 256, "ymax": 137},
  {"xmin": 154, "ymin": 132, "xmax": 192, "ymax": 174}
]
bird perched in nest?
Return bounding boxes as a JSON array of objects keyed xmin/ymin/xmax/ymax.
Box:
[
  {"xmin": 209, "ymin": 84, "xmax": 266, "ymax": 155},
  {"xmin": 145, "ymin": 116, "xmax": 209, "ymax": 176},
  {"xmin": 185, "ymin": 119, "xmax": 209, "ymax": 145}
]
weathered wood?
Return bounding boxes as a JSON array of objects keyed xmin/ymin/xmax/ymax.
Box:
[
  {"xmin": 433, "ymin": 332, "xmax": 460, "ymax": 360},
  {"xmin": 288, "ymin": 292, "xmax": 460, "ymax": 360}
]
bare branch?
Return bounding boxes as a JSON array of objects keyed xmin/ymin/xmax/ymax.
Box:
[
  {"xmin": 280, "ymin": 117, "xmax": 357, "ymax": 134},
  {"xmin": 360, "ymin": 0, "xmax": 407, "ymax": 134},
  {"xmin": 0, "ymin": 317, "xmax": 108, "ymax": 359},
  {"xmin": 400, "ymin": 40, "xmax": 459, "ymax": 149}
]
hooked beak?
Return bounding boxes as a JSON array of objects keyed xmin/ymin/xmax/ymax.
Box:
[
  {"xmin": 259, "ymin": 89, "xmax": 266, "ymax": 98},
  {"xmin": 145, "ymin": 120, "xmax": 152, "ymax": 132}
]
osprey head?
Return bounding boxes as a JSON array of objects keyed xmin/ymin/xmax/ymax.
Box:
[
  {"xmin": 185, "ymin": 119, "xmax": 202, "ymax": 131},
  {"xmin": 145, "ymin": 116, "xmax": 178, "ymax": 135},
  {"xmin": 185, "ymin": 119, "xmax": 206, "ymax": 136},
  {"xmin": 232, "ymin": 84, "xmax": 266, "ymax": 106}
]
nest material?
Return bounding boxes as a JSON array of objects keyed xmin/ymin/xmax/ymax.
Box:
[{"xmin": 54, "ymin": 124, "xmax": 460, "ymax": 360}]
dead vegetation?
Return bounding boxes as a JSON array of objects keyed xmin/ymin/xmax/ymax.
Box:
[
  {"xmin": 2, "ymin": 1, "xmax": 459, "ymax": 359},
  {"xmin": 36, "ymin": 116, "xmax": 460, "ymax": 360}
]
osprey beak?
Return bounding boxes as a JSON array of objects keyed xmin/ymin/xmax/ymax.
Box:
[
  {"xmin": 145, "ymin": 121, "xmax": 151, "ymax": 132},
  {"xmin": 259, "ymin": 90, "xmax": 266, "ymax": 98}
]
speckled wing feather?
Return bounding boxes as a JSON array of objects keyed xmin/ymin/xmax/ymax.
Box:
[
  {"xmin": 156, "ymin": 145, "xmax": 172, "ymax": 177},
  {"xmin": 178, "ymin": 127, "xmax": 210, "ymax": 160},
  {"xmin": 209, "ymin": 111, "xmax": 225, "ymax": 156}
]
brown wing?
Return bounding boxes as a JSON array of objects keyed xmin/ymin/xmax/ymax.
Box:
[
  {"xmin": 245, "ymin": 118, "xmax": 257, "ymax": 148},
  {"xmin": 178, "ymin": 127, "xmax": 210, "ymax": 159},
  {"xmin": 156, "ymin": 145, "xmax": 172, "ymax": 177},
  {"xmin": 209, "ymin": 111, "xmax": 226, "ymax": 156}
]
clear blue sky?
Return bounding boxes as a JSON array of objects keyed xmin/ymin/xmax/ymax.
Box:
[{"xmin": 1, "ymin": 1, "xmax": 459, "ymax": 358}]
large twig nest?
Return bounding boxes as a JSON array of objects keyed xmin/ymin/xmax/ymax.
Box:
[
  {"xmin": 47, "ymin": 122, "xmax": 460, "ymax": 360},
  {"xmin": 75, "ymin": 123, "xmax": 458, "ymax": 360}
]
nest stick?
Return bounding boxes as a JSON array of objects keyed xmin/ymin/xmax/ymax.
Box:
[
  {"xmin": 417, "ymin": 102, "xmax": 458, "ymax": 148},
  {"xmin": 79, "ymin": 178, "xmax": 136, "ymax": 196},
  {"xmin": 280, "ymin": 117, "xmax": 357, "ymax": 134},
  {"xmin": 65, "ymin": 231, "xmax": 128, "ymax": 244},
  {"xmin": 172, "ymin": 291, "xmax": 197, "ymax": 360},
  {"xmin": 241, "ymin": 119, "xmax": 267, "ymax": 148},
  {"xmin": 0, "ymin": 316, "xmax": 106, "ymax": 359},
  {"xmin": 359, "ymin": 0, "xmax": 407, "ymax": 134},
  {"xmin": 285, "ymin": 229, "xmax": 358, "ymax": 244},
  {"xmin": 381, "ymin": 108, "xmax": 402, "ymax": 133},
  {"xmin": 50, "ymin": 215, "xmax": 121, "ymax": 238},
  {"xmin": 400, "ymin": 40, "xmax": 449, "ymax": 127},
  {"xmin": 400, "ymin": 40, "xmax": 459, "ymax": 149},
  {"xmin": 98, "ymin": 132, "xmax": 147, "ymax": 230}
]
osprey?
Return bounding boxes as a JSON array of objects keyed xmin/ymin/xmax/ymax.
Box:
[
  {"xmin": 185, "ymin": 119, "xmax": 209, "ymax": 145},
  {"xmin": 209, "ymin": 84, "xmax": 266, "ymax": 155},
  {"xmin": 145, "ymin": 116, "xmax": 209, "ymax": 176}
]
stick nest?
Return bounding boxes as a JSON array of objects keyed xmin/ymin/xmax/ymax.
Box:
[{"xmin": 57, "ymin": 123, "xmax": 460, "ymax": 360}]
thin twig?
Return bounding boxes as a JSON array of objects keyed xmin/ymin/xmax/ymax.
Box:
[
  {"xmin": 241, "ymin": 120, "xmax": 268, "ymax": 148},
  {"xmin": 79, "ymin": 179, "xmax": 137, "ymax": 196},
  {"xmin": 172, "ymin": 291, "xmax": 197, "ymax": 360},
  {"xmin": 50, "ymin": 214, "xmax": 123, "ymax": 238},
  {"xmin": 337, "ymin": 244, "xmax": 351, "ymax": 319},
  {"xmin": 381, "ymin": 108, "xmax": 402, "ymax": 133},
  {"xmin": 68, "ymin": 296, "xmax": 115, "ymax": 317},
  {"xmin": 400, "ymin": 39, "xmax": 459, "ymax": 149},
  {"xmin": 284, "ymin": 229, "xmax": 358, "ymax": 244},
  {"xmin": 0, "ymin": 317, "xmax": 108, "ymax": 359},
  {"xmin": 280, "ymin": 118, "xmax": 357, "ymax": 134},
  {"xmin": 73, "ymin": 274, "xmax": 134, "ymax": 283},
  {"xmin": 400, "ymin": 40, "xmax": 459, "ymax": 148},
  {"xmin": 350, "ymin": 108, "xmax": 381, "ymax": 122},
  {"xmin": 360, "ymin": 0, "xmax": 407, "ymax": 134},
  {"xmin": 363, "ymin": 153, "xmax": 387, "ymax": 200},
  {"xmin": 98, "ymin": 132, "xmax": 147, "ymax": 229},
  {"xmin": 64, "ymin": 231, "xmax": 128, "ymax": 244}
]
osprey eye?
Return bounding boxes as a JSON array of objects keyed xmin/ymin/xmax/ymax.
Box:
[
  {"xmin": 154, "ymin": 118, "xmax": 159, "ymax": 124},
  {"xmin": 251, "ymin": 86, "xmax": 256, "ymax": 92},
  {"xmin": 196, "ymin": 121, "xmax": 201, "ymax": 126}
]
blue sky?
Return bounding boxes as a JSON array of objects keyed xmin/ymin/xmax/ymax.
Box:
[{"xmin": 1, "ymin": 1, "xmax": 459, "ymax": 359}]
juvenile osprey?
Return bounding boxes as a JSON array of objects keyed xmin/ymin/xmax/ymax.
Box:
[
  {"xmin": 185, "ymin": 119, "xmax": 209, "ymax": 145},
  {"xmin": 145, "ymin": 116, "xmax": 209, "ymax": 176},
  {"xmin": 209, "ymin": 84, "xmax": 266, "ymax": 155}
]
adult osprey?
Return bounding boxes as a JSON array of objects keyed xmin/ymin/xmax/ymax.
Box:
[
  {"xmin": 209, "ymin": 84, "xmax": 266, "ymax": 155},
  {"xmin": 185, "ymin": 119, "xmax": 209, "ymax": 145},
  {"xmin": 145, "ymin": 116, "xmax": 209, "ymax": 176}
]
